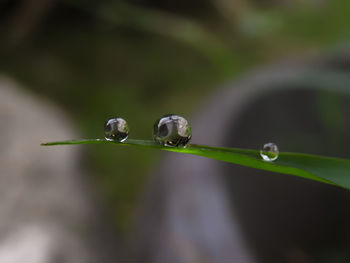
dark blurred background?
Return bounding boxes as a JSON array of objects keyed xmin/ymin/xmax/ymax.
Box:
[{"xmin": 1, "ymin": 0, "xmax": 350, "ymax": 262}]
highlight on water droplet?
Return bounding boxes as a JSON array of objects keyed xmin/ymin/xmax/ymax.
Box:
[
  {"xmin": 153, "ymin": 114, "xmax": 192, "ymax": 147},
  {"xmin": 104, "ymin": 117, "xmax": 129, "ymax": 142},
  {"xmin": 260, "ymin": 142, "xmax": 279, "ymax": 162}
]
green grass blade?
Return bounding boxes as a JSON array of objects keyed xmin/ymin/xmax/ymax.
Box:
[{"xmin": 41, "ymin": 139, "xmax": 350, "ymax": 190}]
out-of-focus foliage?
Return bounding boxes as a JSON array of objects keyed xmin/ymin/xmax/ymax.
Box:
[{"xmin": 1, "ymin": 0, "xmax": 350, "ymax": 233}]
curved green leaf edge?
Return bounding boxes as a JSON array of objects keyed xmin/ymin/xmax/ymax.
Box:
[{"xmin": 41, "ymin": 139, "xmax": 350, "ymax": 190}]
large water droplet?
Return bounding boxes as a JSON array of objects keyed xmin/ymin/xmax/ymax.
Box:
[
  {"xmin": 260, "ymin": 142, "xmax": 279, "ymax": 162},
  {"xmin": 104, "ymin": 117, "xmax": 129, "ymax": 142},
  {"xmin": 153, "ymin": 114, "xmax": 192, "ymax": 147}
]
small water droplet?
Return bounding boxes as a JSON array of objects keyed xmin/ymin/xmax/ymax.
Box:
[
  {"xmin": 153, "ymin": 114, "xmax": 192, "ymax": 147},
  {"xmin": 260, "ymin": 142, "xmax": 279, "ymax": 162},
  {"xmin": 104, "ymin": 117, "xmax": 129, "ymax": 142}
]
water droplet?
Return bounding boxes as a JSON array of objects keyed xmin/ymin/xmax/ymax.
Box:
[
  {"xmin": 153, "ymin": 114, "xmax": 192, "ymax": 147},
  {"xmin": 104, "ymin": 117, "xmax": 129, "ymax": 142},
  {"xmin": 260, "ymin": 142, "xmax": 279, "ymax": 162}
]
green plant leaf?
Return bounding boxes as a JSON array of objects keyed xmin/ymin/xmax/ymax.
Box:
[{"xmin": 41, "ymin": 139, "xmax": 350, "ymax": 190}]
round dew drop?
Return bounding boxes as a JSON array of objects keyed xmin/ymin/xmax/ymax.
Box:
[
  {"xmin": 260, "ymin": 142, "xmax": 279, "ymax": 162},
  {"xmin": 104, "ymin": 117, "xmax": 129, "ymax": 142},
  {"xmin": 153, "ymin": 114, "xmax": 192, "ymax": 147}
]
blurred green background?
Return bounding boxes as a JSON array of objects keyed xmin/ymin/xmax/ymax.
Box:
[{"xmin": 1, "ymin": 0, "xmax": 350, "ymax": 234}]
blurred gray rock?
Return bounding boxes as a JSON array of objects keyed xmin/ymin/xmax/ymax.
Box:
[
  {"xmin": 132, "ymin": 53, "xmax": 350, "ymax": 263},
  {"xmin": 0, "ymin": 77, "xmax": 116, "ymax": 263}
]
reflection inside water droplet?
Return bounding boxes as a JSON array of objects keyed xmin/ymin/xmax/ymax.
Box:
[
  {"xmin": 153, "ymin": 114, "xmax": 192, "ymax": 147},
  {"xmin": 260, "ymin": 142, "xmax": 279, "ymax": 162},
  {"xmin": 104, "ymin": 117, "xmax": 129, "ymax": 142}
]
